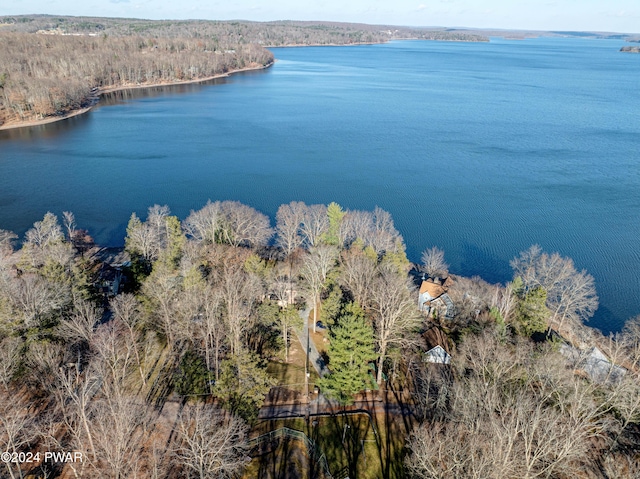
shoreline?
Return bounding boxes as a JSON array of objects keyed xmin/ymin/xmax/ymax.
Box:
[
  {"xmin": 265, "ymin": 37, "xmax": 488, "ymax": 49},
  {"xmin": 0, "ymin": 36, "xmax": 486, "ymax": 132},
  {"xmin": 265, "ymin": 40, "xmax": 386, "ymax": 48},
  {"xmin": 0, "ymin": 61, "xmax": 274, "ymax": 132}
]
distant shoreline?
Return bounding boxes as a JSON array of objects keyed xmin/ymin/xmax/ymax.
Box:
[
  {"xmin": 265, "ymin": 41, "xmax": 385, "ymax": 48},
  {"xmin": 0, "ymin": 61, "xmax": 274, "ymax": 132},
  {"xmin": 265, "ymin": 37, "xmax": 490, "ymax": 49}
]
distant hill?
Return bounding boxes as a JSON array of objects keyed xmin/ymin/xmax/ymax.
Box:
[{"xmin": 0, "ymin": 15, "xmax": 489, "ymax": 45}]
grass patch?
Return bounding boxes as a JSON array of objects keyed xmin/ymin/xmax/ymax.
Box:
[
  {"xmin": 248, "ymin": 411, "xmax": 406, "ymax": 479},
  {"xmin": 267, "ymin": 334, "xmax": 320, "ymax": 391}
]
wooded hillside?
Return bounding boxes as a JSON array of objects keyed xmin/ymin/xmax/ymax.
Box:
[
  {"xmin": 0, "ymin": 32, "xmax": 273, "ymax": 127},
  {"xmin": 0, "ymin": 15, "xmax": 489, "ymax": 44}
]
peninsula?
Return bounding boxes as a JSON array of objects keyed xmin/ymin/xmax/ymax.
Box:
[{"xmin": 0, "ymin": 15, "xmax": 488, "ymax": 130}]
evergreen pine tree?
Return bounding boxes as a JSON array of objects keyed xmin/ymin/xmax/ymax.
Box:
[
  {"xmin": 319, "ymin": 303, "xmax": 377, "ymax": 405},
  {"xmin": 323, "ymin": 202, "xmax": 345, "ymax": 246},
  {"xmin": 514, "ymin": 282, "xmax": 549, "ymax": 336},
  {"xmin": 320, "ymin": 281, "xmax": 344, "ymax": 328}
]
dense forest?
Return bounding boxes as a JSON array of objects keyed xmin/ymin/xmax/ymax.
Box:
[
  {"xmin": 1, "ymin": 201, "xmax": 639, "ymax": 478},
  {"xmin": 0, "ymin": 15, "xmax": 489, "ymax": 44},
  {"xmin": 0, "ymin": 32, "xmax": 273, "ymax": 127},
  {"xmin": 0, "ymin": 15, "xmax": 488, "ymax": 128}
]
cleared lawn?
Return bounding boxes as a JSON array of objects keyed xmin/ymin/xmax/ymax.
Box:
[
  {"xmin": 248, "ymin": 410, "xmax": 406, "ymax": 479},
  {"xmin": 267, "ymin": 335, "xmax": 320, "ymax": 404}
]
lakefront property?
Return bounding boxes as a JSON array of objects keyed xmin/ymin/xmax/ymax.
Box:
[
  {"xmin": 1, "ymin": 200, "xmax": 640, "ymax": 478},
  {"xmin": 1, "ymin": 11, "xmax": 640, "ymax": 479}
]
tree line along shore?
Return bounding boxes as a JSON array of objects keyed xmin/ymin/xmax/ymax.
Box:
[
  {"xmin": 1, "ymin": 201, "xmax": 640, "ymax": 478},
  {"xmin": 0, "ymin": 15, "xmax": 489, "ymax": 129},
  {"xmin": 0, "ymin": 32, "xmax": 274, "ymax": 129}
]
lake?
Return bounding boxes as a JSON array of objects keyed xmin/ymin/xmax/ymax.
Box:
[{"xmin": 1, "ymin": 38, "xmax": 639, "ymax": 333}]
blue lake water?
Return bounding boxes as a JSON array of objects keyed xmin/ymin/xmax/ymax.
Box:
[{"xmin": 1, "ymin": 38, "xmax": 639, "ymax": 333}]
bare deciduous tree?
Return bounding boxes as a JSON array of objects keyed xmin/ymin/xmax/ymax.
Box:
[
  {"xmin": 183, "ymin": 200, "xmax": 224, "ymax": 244},
  {"xmin": 511, "ymin": 245, "xmax": 598, "ymax": 335},
  {"xmin": 0, "ymin": 395, "xmax": 36, "ymax": 479},
  {"xmin": 620, "ymin": 314, "xmax": 640, "ymax": 369},
  {"xmin": 299, "ymin": 203, "xmax": 328, "ymax": 248},
  {"xmin": 184, "ymin": 200, "xmax": 272, "ymax": 248},
  {"xmin": 219, "ymin": 201, "xmax": 273, "ymax": 248},
  {"xmin": 125, "ymin": 213, "xmax": 161, "ymax": 263},
  {"xmin": 301, "ymin": 245, "xmax": 338, "ymax": 333},
  {"xmin": 217, "ymin": 263, "xmax": 262, "ymax": 355},
  {"xmin": 421, "ymin": 246, "xmax": 449, "ymax": 278},
  {"xmin": 370, "ymin": 206, "xmax": 401, "ymax": 255},
  {"xmin": 270, "ymin": 274, "xmax": 297, "ymax": 307},
  {"xmin": 63, "ymin": 211, "xmax": 77, "ymax": 242},
  {"xmin": 407, "ymin": 333, "xmax": 602, "ymax": 479},
  {"xmin": 406, "ymin": 421, "xmax": 492, "ymax": 479},
  {"xmin": 20, "ymin": 212, "xmax": 73, "ymax": 270},
  {"xmin": 275, "ymin": 202, "xmax": 306, "ymax": 306},
  {"xmin": 0, "ymin": 229, "xmax": 17, "ymax": 256},
  {"xmin": 489, "ymin": 283, "xmax": 517, "ymax": 324},
  {"xmin": 607, "ymin": 372, "xmax": 640, "ymax": 448},
  {"xmin": 90, "ymin": 396, "xmax": 148, "ymax": 479},
  {"xmin": 10, "ymin": 274, "xmax": 69, "ymax": 329},
  {"xmin": 275, "ymin": 201, "xmax": 305, "ymax": 257},
  {"xmin": 24, "ymin": 341, "xmax": 63, "ymax": 395},
  {"xmin": 277, "ymin": 305, "xmax": 301, "ymax": 362},
  {"xmin": 24, "ymin": 212, "xmax": 64, "ymax": 249},
  {"xmin": 141, "ymin": 266, "xmax": 185, "ymax": 350},
  {"xmin": 407, "ymin": 356, "xmax": 451, "ymax": 422},
  {"xmin": 339, "ymin": 207, "xmax": 402, "ymax": 255},
  {"xmin": 53, "ymin": 363, "xmax": 101, "ymax": 465},
  {"xmin": 194, "ymin": 285, "xmax": 227, "ymax": 381},
  {"xmin": 369, "ymin": 266, "xmax": 422, "ymax": 384},
  {"xmin": 58, "ymin": 296, "xmax": 101, "ymax": 344},
  {"xmin": 92, "ymin": 320, "xmax": 140, "ymax": 399},
  {"xmin": 110, "ymin": 293, "xmax": 147, "ymax": 386},
  {"xmin": 339, "ymin": 248, "xmax": 378, "ymax": 308},
  {"xmin": 174, "ymin": 405, "xmax": 250, "ymax": 479},
  {"xmin": 0, "ymin": 337, "xmax": 21, "ymax": 391},
  {"xmin": 339, "ymin": 209, "xmax": 372, "ymax": 248}
]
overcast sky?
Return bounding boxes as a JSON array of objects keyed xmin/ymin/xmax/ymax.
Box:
[{"xmin": 2, "ymin": 0, "xmax": 639, "ymax": 33}]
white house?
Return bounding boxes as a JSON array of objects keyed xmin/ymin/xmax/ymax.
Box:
[{"xmin": 424, "ymin": 345, "xmax": 451, "ymax": 365}]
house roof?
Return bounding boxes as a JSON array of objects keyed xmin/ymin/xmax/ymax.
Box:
[
  {"xmin": 583, "ymin": 347, "xmax": 626, "ymax": 383},
  {"xmin": 432, "ymin": 294, "xmax": 455, "ymax": 319},
  {"xmin": 425, "ymin": 345, "xmax": 451, "ymax": 365},
  {"xmin": 560, "ymin": 345, "xmax": 627, "ymax": 384},
  {"xmin": 419, "ymin": 280, "xmax": 445, "ymax": 299}
]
